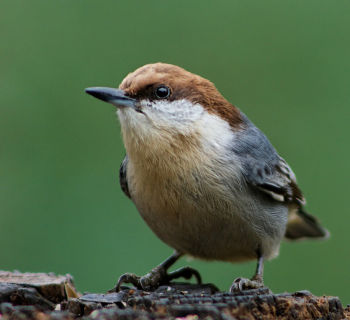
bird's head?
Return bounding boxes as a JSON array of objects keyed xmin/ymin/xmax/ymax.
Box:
[{"xmin": 86, "ymin": 63, "xmax": 242, "ymax": 153}]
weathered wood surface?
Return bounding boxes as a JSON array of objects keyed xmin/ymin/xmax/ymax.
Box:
[
  {"xmin": 0, "ymin": 271, "xmax": 348, "ymax": 319},
  {"xmin": 0, "ymin": 271, "xmax": 79, "ymax": 305}
]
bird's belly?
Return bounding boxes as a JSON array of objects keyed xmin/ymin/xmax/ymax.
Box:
[
  {"xmin": 130, "ymin": 178, "xmax": 286, "ymax": 262},
  {"xmin": 141, "ymin": 204, "xmax": 261, "ymax": 262}
]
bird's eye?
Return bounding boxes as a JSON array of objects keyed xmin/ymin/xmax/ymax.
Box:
[{"xmin": 155, "ymin": 85, "xmax": 171, "ymax": 99}]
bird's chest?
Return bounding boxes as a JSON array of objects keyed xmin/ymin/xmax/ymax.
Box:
[{"xmin": 127, "ymin": 155, "xmax": 210, "ymax": 223}]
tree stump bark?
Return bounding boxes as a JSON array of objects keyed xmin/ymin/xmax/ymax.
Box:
[{"xmin": 0, "ymin": 271, "xmax": 348, "ymax": 319}]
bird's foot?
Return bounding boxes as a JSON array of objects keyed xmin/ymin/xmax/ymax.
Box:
[
  {"xmin": 111, "ymin": 266, "xmax": 202, "ymax": 292},
  {"xmin": 229, "ymin": 277, "xmax": 265, "ymax": 294}
]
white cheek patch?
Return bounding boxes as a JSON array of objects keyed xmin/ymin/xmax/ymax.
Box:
[
  {"xmin": 141, "ymin": 99, "xmax": 205, "ymax": 126},
  {"xmin": 118, "ymin": 98, "xmax": 236, "ymax": 145}
]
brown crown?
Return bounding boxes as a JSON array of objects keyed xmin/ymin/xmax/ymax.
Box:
[{"xmin": 119, "ymin": 63, "xmax": 243, "ymax": 129}]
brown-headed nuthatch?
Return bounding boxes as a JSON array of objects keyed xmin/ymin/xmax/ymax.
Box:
[{"xmin": 86, "ymin": 63, "xmax": 328, "ymax": 293}]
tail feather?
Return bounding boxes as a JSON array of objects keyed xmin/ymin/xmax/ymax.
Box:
[{"xmin": 285, "ymin": 208, "xmax": 329, "ymax": 240}]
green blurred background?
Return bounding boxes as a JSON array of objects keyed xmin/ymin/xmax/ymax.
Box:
[{"xmin": 0, "ymin": 0, "xmax": 349, "ymax": 302}]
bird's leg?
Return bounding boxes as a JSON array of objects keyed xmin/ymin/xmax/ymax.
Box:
[
  {"xmin": 111, "ymin": 251, "xmax": 202, "ymax": 292},
  {"xmin": 230, "ymin": 251, "xmax": 266, "ymax": 293},
  {"xmin": 252, "ymin": 254, "xmax": 264, "ymax": 282}
]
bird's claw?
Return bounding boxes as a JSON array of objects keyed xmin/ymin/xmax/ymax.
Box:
[
  {"xmin": 110, "ymin": 266, "xmax": 202, "ymax": 292},
  {"xmin": 229, "ymin": 277, "xmax": 265, "ymax": 294},
  {"xmin": 108, "ymin": 272, "xmax": 141, "ymax": 292}
]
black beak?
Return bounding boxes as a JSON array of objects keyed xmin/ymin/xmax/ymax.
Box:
[{"xmin": 85, "ymin": 87, "xmax": 140, "ymax": 112}]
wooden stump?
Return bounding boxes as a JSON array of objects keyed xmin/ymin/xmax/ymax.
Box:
[{"xmin": 0, "ymin": 271, "xmax": 348, "ymax": 319}]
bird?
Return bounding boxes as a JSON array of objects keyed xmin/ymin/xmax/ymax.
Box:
[{"xmin": 85, "ymin": 63, "xmax": 329, "ymax": 293}]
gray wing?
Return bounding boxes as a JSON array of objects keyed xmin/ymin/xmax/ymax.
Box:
[
  {"xmin": 234, "ymin": 114, "xmax": 328, "ymax": 239},
  {"xmin": 233, "ymin": 114, "xmax": 305, "ymax": 205},
  {"xmin": 119, "ymin": 155, "xmax": 131, "ymax": 199}
]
